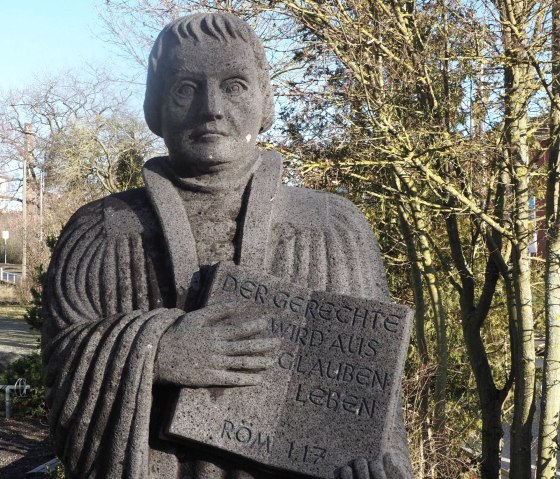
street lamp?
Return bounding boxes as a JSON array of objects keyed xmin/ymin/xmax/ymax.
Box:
[{"xmin": 2, "ymin": 231, "xmax": 8, "ymax": 264}]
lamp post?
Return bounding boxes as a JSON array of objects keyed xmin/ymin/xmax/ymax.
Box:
[
  {"xmin": 22, "ymin": 124, "xmax": 32, "ymax": 281},
  {"xmin": 1, "ymin": 231, "xmax": 8, "ymax": 264}
]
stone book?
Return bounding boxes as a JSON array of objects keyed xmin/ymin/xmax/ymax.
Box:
[{"xmin": 165, "ymin": 263, "xmax": 413, "ymax": 478}]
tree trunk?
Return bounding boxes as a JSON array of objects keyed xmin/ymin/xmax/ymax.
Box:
[
  {"xmin": 507, "ymin": 64, "xmax": 536, "ymax": 479},
  {"xmin": 446, "ymin": 208, "xmax": 506, "ymax": 478},
  {"xmin": 462, "ymin": 318, "xmax": 504, "ymax": 479},
  {"xmin": 398, "ymin": 202, "xmax": 435, "ymax": 478},
  {"xmin": 537, "ymin": 2, "xmax": 560, "ymax": 476},
  {"xmin": 394, "ymin": 166, "xmax": 448, "ymax": 437},
  {"xmin": 498, "ymin": 2, "xmax": 536, "ymax": 474}
]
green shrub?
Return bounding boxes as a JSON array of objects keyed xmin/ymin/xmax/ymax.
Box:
[
  {"xmin": 46, "ymin": 462, "xmax": 65, "ymax": 478},
  {"xmin": 23, "ymin": 234, "xmax": 58, "ymax": 332},
  {"xmin": 23, "ymin": 265, "xmax": 45, "ymax": 331},
  {"xmin": 2, "ymin": 351, "xmax": 45, "ymax": 417}
]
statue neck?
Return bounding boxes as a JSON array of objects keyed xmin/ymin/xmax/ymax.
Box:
[{"xmin": 165, "ymin": 152, "xmax": 260, "ymax": 195}]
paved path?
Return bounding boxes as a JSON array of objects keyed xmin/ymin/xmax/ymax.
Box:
[{"xmin": 0, "ymin": 318, "xmax": 39, "ymax": 367}]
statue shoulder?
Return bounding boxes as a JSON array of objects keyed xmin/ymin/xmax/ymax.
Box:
[
  {"xmin": 64, "ymin": 187, "xmax": 159, "ymax": 240},
  {"xmin": 276, "ymin": 185, "xmax": 372, "ymax": 234},
  {"xmin": 271, "ymin": 185, "xmax": 389, "ymax": 299}
]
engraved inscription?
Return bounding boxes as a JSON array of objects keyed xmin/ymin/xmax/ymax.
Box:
[
  {"xmin": 278, "ymin": 353, "xmax": 390, "ymax": 392},
  {"xmin": 166, "ymin": 265, "xmax": 412, "ymax": 477},
  {"xmin": 221, "ymin": 420, "xmax": 271, "ymax": 454},
  {"xmin": 221, "ymin": 274, "xmax": 404, "ymax": 333},
  {"xmin": 287, "ymin": 440, "xmax": 327, "ymax": 464},
  {"xmin": 294, "ymin": 383, "xmax": 376, "ymax": 418},
  {"xmin": 271, "ymin": 318, "xmax": 324, "ymax": 346},
  {"xmin": 327, "ymin": 333, "xmax": 378, "ymax": 358}
]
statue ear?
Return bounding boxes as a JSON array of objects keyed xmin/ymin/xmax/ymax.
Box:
[
  {"xmin": 259, "ymin": 90, "xmax": 275, "ymax": 133},
  {"xmin": 144, "ymin": 93, "xmax": 162, "ymax": 137},
  {"xmin": 144, "ymin": 63, "xmax": 163, "ymax": 137}
]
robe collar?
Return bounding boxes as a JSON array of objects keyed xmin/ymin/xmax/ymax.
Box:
[{"xmin": 142, "ymin": 151, "xmax": 283, "ymax": 308}]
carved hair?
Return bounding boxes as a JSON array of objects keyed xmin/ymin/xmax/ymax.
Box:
[{"xmin": 144, "ymin": 13, "xmax": 275, "ymax": 136}]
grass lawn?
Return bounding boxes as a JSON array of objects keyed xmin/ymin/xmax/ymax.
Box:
[
  {"xmin": 0, "ymin": 304, "xmax": 26, "ymax": 321},
  {"xmin": 0, "ymin": 283, "xmax": 22, "ymax": 304}
]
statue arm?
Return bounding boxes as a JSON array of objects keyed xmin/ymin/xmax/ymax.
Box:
[
  {"xmin": 42, "ymin": 199, "xmax": 279, "ymax": 476},
  {"xmin": 42, "ymin": 199, "xmax": 183, "ymax": 478}
]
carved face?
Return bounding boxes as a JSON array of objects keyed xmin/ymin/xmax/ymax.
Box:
[{"xmin": 160, "ymin": 39, "xmax": 265, "ymax": 178}]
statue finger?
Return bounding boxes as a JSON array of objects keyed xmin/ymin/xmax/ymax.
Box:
[
  {"xmin": 382, "ymin": 452, "xmax": 409, "ymax": 479},
  {"xmin": 216, "ymin": 370, "xmax": 264, "ymax": 387},
  {"xmin": 368, "ymin": 458, "xmax": 387, "ymax": 479},
  {"xmin": 351, "ymin": 458, "xmax": 369, "ymax": 479},
  {"xmin": 335, "ymin": 465, "xmax": 354, "ymax": 479},
  {"xmin": 218, "ymin": 356, "xmax": 274, "ymax": 371},
  {"xmin": 224, "ymin": 338, "xmax": 281, "ymax": 355},
  {"xmin": 217, "ymin": 317, "xmax": 269, "ymax": 339},
  {"xmin": 191, "ymin": 369, "xmax": 263, "ymax": 387},
  {"xmin": 183, "ymin": 303, "xmax": 238, "ymax": 327}
]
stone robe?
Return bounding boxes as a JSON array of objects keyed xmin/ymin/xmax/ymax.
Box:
[{"xmin": 42, "ymin": 152, "xmax": 411, "ymax": 478}]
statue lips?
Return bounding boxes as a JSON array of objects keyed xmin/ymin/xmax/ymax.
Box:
[{"xmin": 192, "ymin": 126, "xmax": 228, "ymax": 143}]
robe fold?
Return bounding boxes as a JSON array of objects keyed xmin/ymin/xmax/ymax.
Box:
[{"xmin": 43, "ymin": 152, "xmax": 411, "ymax": 478}]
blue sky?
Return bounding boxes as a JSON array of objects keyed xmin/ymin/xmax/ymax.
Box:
[{"xmin": 1, "ymin": 0, "xmax": 117, "ymax": 91}]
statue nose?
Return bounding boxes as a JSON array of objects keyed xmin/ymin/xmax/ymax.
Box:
[{"xmin": 199, "ymin": 84, "xmax": 224, "ymax": 121}]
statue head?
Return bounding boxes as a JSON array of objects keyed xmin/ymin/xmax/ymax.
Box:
[{"xmin": 144, "ymin": 13, "xmax": 275, "ymax": 178}]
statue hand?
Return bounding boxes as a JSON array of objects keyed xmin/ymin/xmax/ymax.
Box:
[
  {"xmin": 155, "ymin": 303, "xmax": 280, "ymax": 387},
  {"xmin": 335, "ymin": 454, "xmax": 411, "ymax": 479}
]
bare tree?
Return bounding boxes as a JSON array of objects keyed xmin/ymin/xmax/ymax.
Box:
[
  {"xmin": 537, "ymin": 0, "xmax": 560, "ymax": 477},
  {"xmin": 0, "ymin": 68, "xmax": 159, "ymax": 281}
]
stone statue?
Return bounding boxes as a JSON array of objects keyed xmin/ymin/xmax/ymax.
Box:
[{"xmin": 42, "ymin": 12, "xmax": 413, "ymax": 479}]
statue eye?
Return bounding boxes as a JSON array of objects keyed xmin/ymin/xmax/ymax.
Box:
[
  {"xmin": 223, "ymin": 80, "xmax": 246, "ymax": 96},
  {"xmin": 174, "ymin": 82, "xmax": 196, "ymax": 98}
]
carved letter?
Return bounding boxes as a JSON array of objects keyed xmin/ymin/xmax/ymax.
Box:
[
  {"xmin": 222, "ymin": 274, "xmax": 238, "ymax": 293},
  {"xmin": 373, "ymin": 371, "xmax": 390, "ymax": 391},
  {"xmin": 278, "ymin": 351, "xmax": 294, "ymax": 370},
  {"xmin": 326, "ymin": 390, "xmax": 340, "ymax": 411},
  {"xmin": 348, "ymin": 334, "xmax": 364, "ymax": 355},
  {"xmin": 329, "ymin": 335, "xmax": 345, "ymax": 353},
  {"xmin": 239, "ymin": 280, "xmax": 256, "ymax": 299},
  {"xmin": 326, "ymin": 361, "xmax": 342, "ymax": 381},
  {"xmin": 271, "ymin": 318, "xmax": 293, "ymax": 338},
  {"xmin": 296, "ymin": 355, "xmax": 308, "ymax": 374},
  {"xmin": 319, "ymin": 302, "xmax": 335, "ymax": 321},
  {"xmin": 308, "ymin": 358, "xmax": 325, "ymax": 378},
  {"xmin": 252, "ymin": 432, "xmax": 271, "ymax": 453},
  {"xmin": 297, "ymin": 326, "xmax": 309, "ymax": 345},
  {"xmin": 384, "ymin": 314, "xmax": 400, "ymax": 333},
  {"xmin": 356, "ymin": 367, "xmax": 373, "ymax": 386},
  {"xmin": 255, "ymin": 284, "xmax": 268, "ymax": 304},
  {"xmin": 222, "ymin": 420, "xmax": 234, "ymax": 439},
  {"xmin": 289, "ymin": 296, "xmax": 305, "ymax": 314},
  {"xmin": 310, "ymin": 329, "xmax": 324, "ymax": 347},
  {"xmin": 365, "ymin": 338, "xmax": 378, "ymax": 357},
  {"xmin": 305, "ymin": 300, "xmax": 319, "ymax": 320},
  {"xmin": 370, "ymin": 311, "xmax": 385, "ymax": 330},
  {"xmin": 352, "ymin": 308, "xmax": 369, "ymax": 328},
  {"xmin": 236, "ymin": 426, "xmax": 252, "ymax": 443},
  {"xmin": 342, "ymin": 394, "xmax": 359, "ymax": 414},
  {"xmin": 342, "ymin": 363, "xmax": 355, "ymax": 382},
  {"xmin": 295, "ymin": 383, "xmax": 307, "ymax": 404},
  {"xmin": 309, "ymin": 387, "xmax": 327, "ymax": 406},
  {"xmin": 273, "ymin": 291, "xmax": 289, "ymax": 309},
  {"xmin": 335, "ymin": 305, "xmax": 352, "ymax": 324},
  {"xmin": 359, "ymin": 398, "xmax": 376, "ymax": 418}
]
